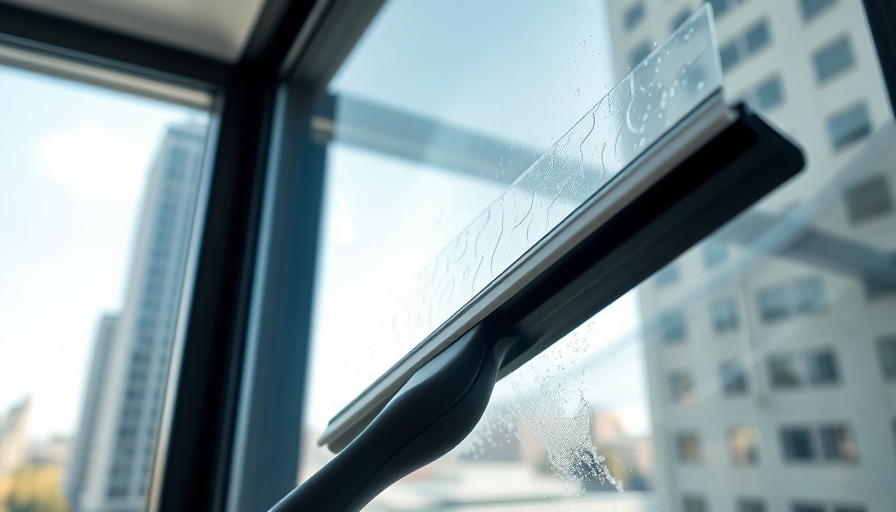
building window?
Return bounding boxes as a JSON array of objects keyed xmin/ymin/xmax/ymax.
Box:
[
  {"xmin": 754, "ymin": 75, "xmax": 784, "ymax": 110},
  {"xmin": 683, "ymin": 495, "xmax": 708, "ymax": 512},
  {"xmin": 806, "ymin": 349, "xmax": 839, "ymax": 385},
  {"xmin": 655, "ymin": 262, "xmax": 680, "ymax": 286},
  {"xmin": 721, "ymin": 359, "xmax": 749, "ymax": 395},
  {"xmin": 707, "ymin": 0, "xmax": 747, "ymax": 19},
  {"xmin": 813, "ymin": 36, "xmax": 855, "ymax": 84},
  {"xmin": 793, "ymin": 277, "xmax": 826, "ymax": 314},
  {"xmin": 793, "ymin": 504, "xmax": 826, "ymax": 512},
  {"xmin": 827, "ymin": 102, "xmax": 872, "ymax": 151},
  {"xmin": 757, "ymin": 285, "xmax": 790, "ymax": 322},
  {"xmin": 819, "ymin": 424, "xmax": 857, "ymax": 462},
  {"xmin": 671, "ymin": 8, "xmax": 692, "ymax": 31},
  {"xmin": 703, "ymin": 241, "xmax": 728, "ymax": 268},
  {"xmin": 769, "ymin": 354, "xmax": 803, "ymax": 389},
  {"xmin": 844, "ymin": 174, "xmax": 894, "ymax": 223},
  {"xmin": 659, "ymin": 310, "xmax": 687, "ymax": 343},
  {"xmin": 720, "ymin": 41, "xmax": 741, "ymax": 72},
  {"xmin": 670, "ymin": 371, "xmax": 695, "ymax": 404},
  {"xmin": 799, "ymin": 0, "xmax": 836, "ymax": 21},
  {"xmin": 781, "ymin": 427, "xmax": 816, "ymax": 461},
  {"xmin": 629, "ymin": 41, "xmax": 652, "ymax": 68},
  {"xmin": 877, "ymin": 335, "xmax": 896, "ymax": 379},
  {"xmin": 711, "ymin": 297, "xmax": 740, "ymax": 333},
  {"xmin": 745, "ymin": 20, "xmax": 771, "ymax": 54},
  {"xmin": 707, "ymin": 0, "xmax": 730, "ymax": 18},
  {"xmin": 677, "ymin": 432, "xmax": 702, "ymax": 463},
  {"xmin": 624, "ymin": 2, "xmax": 645, "ymax": 31},
  {"xmin": 729, "ymin": 425, "xmax": 760, "ymax": 465},
  {"xmin": 738, "ymin": 499, "xmax": 767, "ymax": 512}
]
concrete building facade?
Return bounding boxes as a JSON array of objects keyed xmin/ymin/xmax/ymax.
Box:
[{"xmin": 606, "ymin": 1, "xmax": 896, "ymax": 512}]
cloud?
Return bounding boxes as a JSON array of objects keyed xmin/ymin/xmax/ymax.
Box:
[{"xmin": 37, "ymin": 123, "xmax": 152, "ymax": 201}]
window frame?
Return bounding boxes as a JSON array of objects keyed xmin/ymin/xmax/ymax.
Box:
[{"xmin": 2, "ymin": 0, "xmax": 895, "ymax": 511}]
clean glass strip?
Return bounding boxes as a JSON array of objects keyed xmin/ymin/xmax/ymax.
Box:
[{"xmin": 322, "ymin": 4, "xmax": 723, "ymax": 446}]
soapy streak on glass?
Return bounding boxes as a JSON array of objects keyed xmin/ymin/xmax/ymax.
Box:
[{"xmin": 385, "ymin": 5, "xmax": 722, "ymax": 362}]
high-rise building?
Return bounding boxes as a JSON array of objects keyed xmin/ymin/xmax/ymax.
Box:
[
  {"xmin": 608, "ymin": 1, "xmax": 896, "ymax": 512},
  {"xmin": 67, "ymin": 124, "xmax": 206, "ymax": 512},
  {"xmin": 0, "ymin": 397, "xmax": 32, "ymax": 475}
]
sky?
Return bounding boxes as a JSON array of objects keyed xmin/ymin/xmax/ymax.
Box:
[{"xmin": 0, "ymin": 63, "xmax": 203, "ymax": 439}]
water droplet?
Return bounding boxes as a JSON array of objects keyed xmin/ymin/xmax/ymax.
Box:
[
  {"xmin": 696, "ymin": 80, "xmax": 705, "ymax": 91},
  {"xmin": 575, "ymin": 88, "xmax": 580, "ymax": 96},
  {"xmin": 581, "ymin": 40, "xmax": 586, "ymax": 47}
]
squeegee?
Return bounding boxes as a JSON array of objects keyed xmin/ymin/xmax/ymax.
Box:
[{"xmin": 270, "ymin": 6, "xmax": 803, "ymax": 510}]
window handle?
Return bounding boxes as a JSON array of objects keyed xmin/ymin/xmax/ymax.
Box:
[{"xmin": 269, "ymin": 321, "xmax": 517, "ymax": 512}]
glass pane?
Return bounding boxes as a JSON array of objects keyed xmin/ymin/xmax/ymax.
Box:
[
  {"xmin": 308, "ymin": 0, "xmax": 721, "ymax": 432},
  {"xmin": 0, "ymin": 55, "xmax": 210, "ymax": 511},
  {"xmin": 299, "ymin": 0, "xmax": 896, "ymax": 511}
]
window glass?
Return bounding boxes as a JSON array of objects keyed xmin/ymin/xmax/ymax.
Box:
[
  {"xmin": 720, "ymin": 359, "xmax": 748, "ymax": 394},
  {"xmin": 298, "ymin": 1, "xmax": 896, "ymax": 511},
  {"xmin": 878, "ymin": 335, "xmax": 896, "ymax": 379},
  {"xmin": 720, "ymin": 41, "xmax": 741, "ymax": 72},
  {"xmin": 819, "ymin": 424, "xmax": 857, "ymax": 462},
  {"xmin": 827, "ymin": 102, "xmax": 872, "ymax": 151},
  {"xmin": 758, "ymin": 285, "xmax": 791, "ymax": 322},
  {"xmin": 781, "ymin": 427, "xmax": 816, "ymax": 461},
  {"xmin": 744, "ymin": 21, "xmax": 771, "ymax": 54},
  {"xmin": 806, "ymin": 349, "xmax": 839, "ymax": 385},
  {"xmin": 711, "ymin": 297, "xmax": 740, "ymax": 333},
  {"xmin": 655, "ymin": 262, "xmax": 681, "ymax": 286},
  {"xmin": 793, "ymin": 277, "xmax": 827, "ymax": 314},
  {"xmin": 659, "ymin": 310, "xmax": 687, "ymax": 342},
  {"xmin": 843, "ymin": 174, "xmax": 894, "ymax": 223},
  {"xmin": 769, "ymin": 354, "xmax": 804, "ymax": 389},
  {"xmin": 799, "ymin": 0, "xmax": 837, "ymax": 22},
  {"xmin": 676, "ymin": 432, "xmax": 702, "ymax": 463},
  {"xmin": 624, "ymin": 2, "xmax": 646, "ymax": 31},
  {"xmin": 729, "ymin": 426, "xmax": 759, "ymax": 465},
  {"xmin": 738, "ymin": 499, "xmax": 767, "ymax": 512},
  {"xmin": 754, "ymin": 75, "xmax": 784, "ymax": 110},
  {"xmin": 682, "ymin": 494, "xmax": 708, "ymax": 512},
  {"xmin": 0, "ymin": 56, "xmax": 210, "ymax": 511},
  {"xmin": 628, "ymin": 41, "xmax": 653, "ymax": 69},
  {"xmin": 813, "ymin": 36, "xmax": 855, "ymax": 84},
  {"xmin": 702, "ymin": 240, "xmax": 728, "ymax": 268},
  {"xmin": 671, "ymin": 9, "xmax": 692, "ymax": 32},
  {"xmin": 669, "ymin": 371, "xmax": 695, "ymax": 404},
  {"xmin": 793, "ymin": 504, "xmax": 826, "ymax": 512}
]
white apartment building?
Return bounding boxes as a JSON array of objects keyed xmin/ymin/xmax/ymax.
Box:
[
  {"xmin": 606, "ymin": 1, "xmax": 896, "ymax": 512},
  {"xmin": 67, "ymin": 124, "xmax": 206, "ymax": 512}
]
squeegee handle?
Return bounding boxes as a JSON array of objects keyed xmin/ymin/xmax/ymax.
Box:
[{"xmin": 269, "ymin": 322, "xmax": 510, "ymax": 512}]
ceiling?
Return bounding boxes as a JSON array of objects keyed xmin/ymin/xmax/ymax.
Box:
[{"xmin": 6, "ymin": 0, "xmax": 267, "ymax": 62}]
